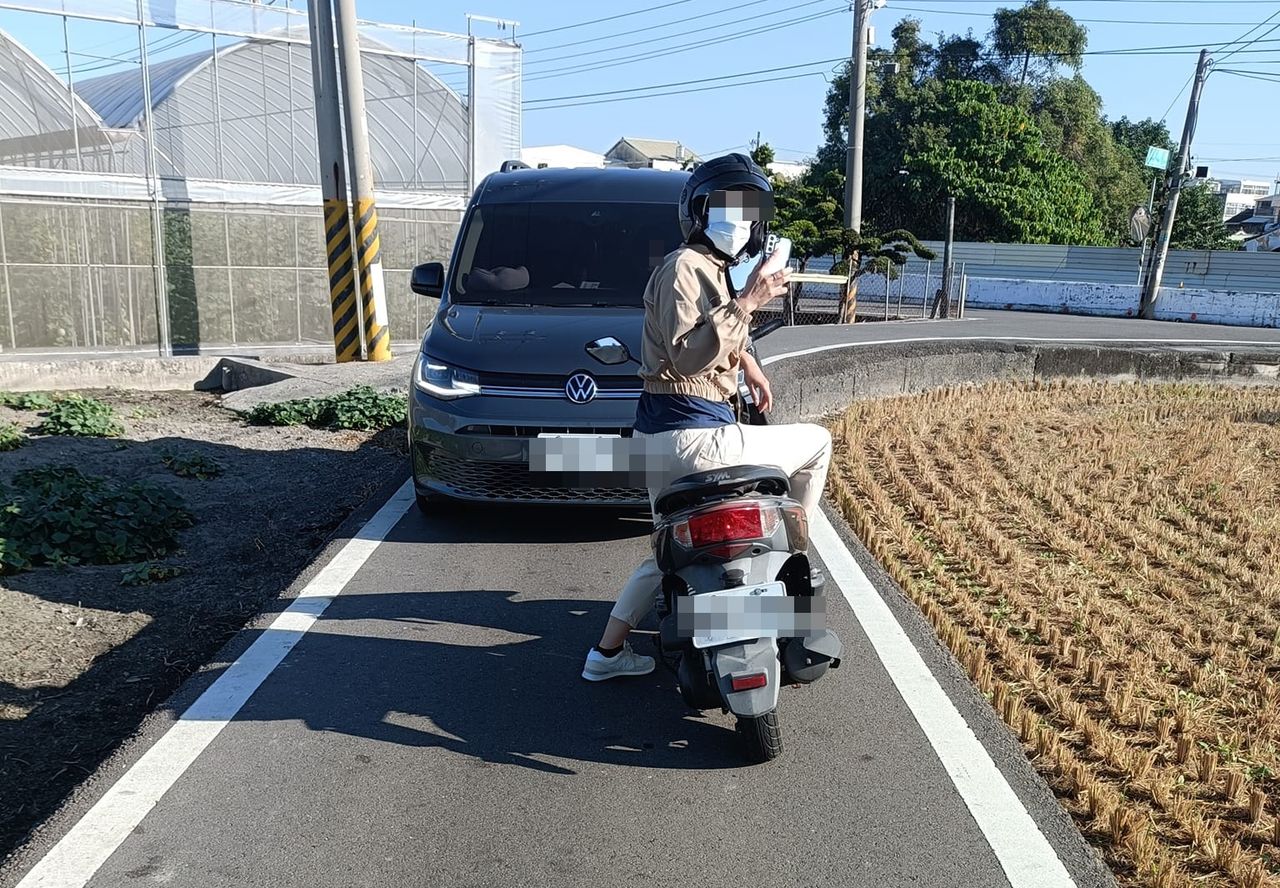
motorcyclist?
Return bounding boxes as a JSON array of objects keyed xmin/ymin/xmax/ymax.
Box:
[{"xmin": 582, "ymin": 152, "xmax": 833, "ymax": 681}]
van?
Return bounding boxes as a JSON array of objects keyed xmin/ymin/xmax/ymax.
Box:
[{"xmin": 407, "ymin": 164, "xmax": 691, "ymax": 511}]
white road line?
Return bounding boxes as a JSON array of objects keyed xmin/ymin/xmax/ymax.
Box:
[
  {"xmin": 15, "ymin": 480, "xmax": 417, "ymax": 888},
  {"xmin": 761, "ymin": 333, "xmax": 1280, "ymax": 367},
  {"xmin": 810, "ymin": 508, "xmax": 1077, "ymax": 888}
]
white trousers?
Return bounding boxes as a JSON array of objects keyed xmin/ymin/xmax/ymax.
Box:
[{"xmin": 609, "ymin": 421, "xmax": 833, "ymax": 628}]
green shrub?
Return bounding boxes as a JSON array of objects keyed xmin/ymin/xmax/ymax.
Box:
[
  {"xmin": 161, "ymin": 451, "xmax": 225, "ymax": 480},
  {"xmin": 0, "ymin": 465, "xmax": 193, "ymax": 574},
  {"xmin": 38, "ymin": 397, "xmax": 124, "ymax": 438},
  {"xmin": 0, "ymin": 422, "xmax": 25, "ymax": 451},
  {"xmin": 247, "ymin": 386, "xmax": 406, "ymax": 431},
  {"xmin": 0, "ymin": 391, "xmax": 56, "ymax": 411}
]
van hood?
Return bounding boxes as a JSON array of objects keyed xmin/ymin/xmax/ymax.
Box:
[{"xmin": 423, "ymin": 303, "xmax": 644, "ymax": 377}]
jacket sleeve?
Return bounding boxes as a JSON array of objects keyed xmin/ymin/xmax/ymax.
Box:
[{"xmin": 655, "ymin": 256, "xmax": 752, "ymax": 378}]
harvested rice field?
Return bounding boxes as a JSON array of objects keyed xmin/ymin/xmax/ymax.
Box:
[{"xmin": 828, "ymin": 380, "xmax": 1280, "ymax": 888}]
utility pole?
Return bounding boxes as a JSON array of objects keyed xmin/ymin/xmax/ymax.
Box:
[
  {"xmin": 1140, "ymin": 48, "xmax": 1211, "ymax": 320},
  {"xmin": 333, "ymin": 0, "xmax": 392, "ymax": 360},
  {"xmin": 844, "ymin": 0, "xmax": 871, "ymax": 232},
  {"xmin": 931, "ymin": 196, "xmax": 955, "ymax": 319},
  {"xmin": 307, "ymin": 0, "xmax": 361, "ymax": 362}
]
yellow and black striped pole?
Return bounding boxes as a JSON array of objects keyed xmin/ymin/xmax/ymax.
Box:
[
  {"xmin": 308, "ymin": 0, "xmax": 362, "ymax": 362},
  {"xmin": 354, "ymin": 197, "xmax": 391, "ymax": 361},
  {"xmin": 325, "ymin": 198, "xmax": 361, "ymax": 361},
  {"xmin": 334, "ymin": 0, "xmax": 392, "ymax": 361}
]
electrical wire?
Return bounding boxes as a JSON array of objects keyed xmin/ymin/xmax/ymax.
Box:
[
  {"xmin": 519, "ymin": 0, "xmax": 829, "ymax": 68},
  {"xmin": 524, "ymin": 0, "xmax": 779, "ymax": 54},
  {"xmin": 890, "ymin": 4, "xmax": 1280, "ymax": 26},
  {"xmin": 1214, "ymin": 6, "xmax": 1280, "ymax": 61},
  {"xmin": 518, "ymin": 0, "xmax": 699, "ymax": 39},
  {"xmin": 525, "ymin": 70, "xmax": 828, "ymax": 111},
  {"xmin": 525, "ymin": 6, "xmax": 846, "ymax": 82},
  {"xmin": 524, "ymin": 55, "xmax": 845, "ymax": 104},
  {"xmin": 524, "ymin": 0, "xmax": 831, "ymax": 68}
]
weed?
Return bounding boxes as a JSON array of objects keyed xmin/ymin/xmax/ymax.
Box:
[
  {"xmin": 38, "ymin": 397, "xmax": 124, "ymax": 438},
  {"xmin": 0, "ymin": 391, "xmax": 56, "ymax": 410},
  {"xmin": 0, "ymin": 421, "xmax": 26, "ymax": 451},
  {"xmin": 161, "ymin": 451, "xmax": 224, "ymax": 480},
  {"xmin": 0, "ymin": 465, "xmax": 193, "ymax": 574},
  {"xmin": 246, "ymin": 386, "xmax": 405, "ymax": 431},
  {"xmin": 120, "ymin": 562, "xmax": 184, "ymax": 586}
]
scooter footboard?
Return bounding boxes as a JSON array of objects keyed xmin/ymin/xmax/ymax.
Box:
[{"xmin": 712, "ymin": 639, "xmax": 780, "ymax": 718}]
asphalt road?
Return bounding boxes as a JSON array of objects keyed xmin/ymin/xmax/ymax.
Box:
[{"xmin": 9, "ymin": 310, "xmax": 1280, "ymax": 888}]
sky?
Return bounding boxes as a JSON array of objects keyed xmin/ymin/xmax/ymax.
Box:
[{"xmin": 1, "ymin": 0, "xmax": 1277, "ymax": 187}]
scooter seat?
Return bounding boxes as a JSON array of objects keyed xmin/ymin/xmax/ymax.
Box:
[{"xmin": 654, "ymin": 464, "xmax": 790, "ymax": 517}]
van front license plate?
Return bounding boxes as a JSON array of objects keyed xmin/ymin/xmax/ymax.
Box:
[
  {"xmin": 528, "ymin": 434, "xmax": 627, "ymax": 479},
  {"xmin": 680, "ymin": 582, "xmax": 825, "ymax": 649}
]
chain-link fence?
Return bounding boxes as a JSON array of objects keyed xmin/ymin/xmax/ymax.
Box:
[
  {"xmin": 753, "ymin": 259, "xmax": 969, "ymax": 327},
  {"xmin": 0, "ymin": 0, "xmax": 520, "ymax": 356}
]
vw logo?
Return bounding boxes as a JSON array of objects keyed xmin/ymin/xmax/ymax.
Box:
[{"xmin": 565, "ymin": 373, "xmax": 598, "ymax": 404}]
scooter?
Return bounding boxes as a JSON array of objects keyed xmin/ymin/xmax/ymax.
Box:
[{"xmin": 648, "ymin": 318, "xmax": 843, "ymax": 763}]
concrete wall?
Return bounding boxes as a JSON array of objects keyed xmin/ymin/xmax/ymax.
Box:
[
  {"xmin": 766, "ymin": 340, "xmax": 1280, "ymax": 423},
  {"xmin": 963, "ymin": 278, "xmax": 1280, "ymax": 328}
]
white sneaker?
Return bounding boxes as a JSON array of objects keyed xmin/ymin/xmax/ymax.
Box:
[{"xmin": 581, "ymin": 641, "xmax": 656, "ymax": 682}]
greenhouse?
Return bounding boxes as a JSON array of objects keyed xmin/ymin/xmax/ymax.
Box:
[{"xmin": 0, "ymin": 0, "xmax": 520, "ymax": 355}]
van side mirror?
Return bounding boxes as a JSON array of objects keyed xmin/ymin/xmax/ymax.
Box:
[
  {"xmin": 586, "ymin": 336, "xmax": 633, "ymax": 366},
  {"xmin": 411, "ymin": 262, "xmax": 445, "ymax": 298}
]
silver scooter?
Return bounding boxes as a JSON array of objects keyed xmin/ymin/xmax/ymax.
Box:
[{"xmin": 648, "ymin": 321, "xmax": 842, "ymax": 763}]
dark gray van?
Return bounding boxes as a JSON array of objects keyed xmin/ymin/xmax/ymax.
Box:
[{"xmin": 407, "ymin": 165, "xmax": 690, "ymax": 511}]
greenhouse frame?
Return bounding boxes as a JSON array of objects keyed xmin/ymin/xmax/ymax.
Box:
[{"xmin": 0, "ymin": 0, "xmax": 521, "ymax": 356}]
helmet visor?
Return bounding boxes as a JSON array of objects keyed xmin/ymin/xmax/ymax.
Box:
[{"xmin": 707, "ymin": 188, "xmax": 776, "ymax": 222}]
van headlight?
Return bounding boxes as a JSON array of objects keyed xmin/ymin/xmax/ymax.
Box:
[{"xmin": 414, "ymin": 353, "xmax": 480, "ymax": 399}]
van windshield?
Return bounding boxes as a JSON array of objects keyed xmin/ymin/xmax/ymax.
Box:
[{"xmin": 448, "ymin": 201, "xmax": 683, "ymax": 306}]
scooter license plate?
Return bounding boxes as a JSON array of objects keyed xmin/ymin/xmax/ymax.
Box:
[{"xmin": 686, "ymin": 581, "xmax": 789, "ymax": 649}]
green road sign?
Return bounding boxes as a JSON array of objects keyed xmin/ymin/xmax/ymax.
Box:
[{"xmin": 1144, "ymin": 146, "xmax": 1171, "ymax": 169}]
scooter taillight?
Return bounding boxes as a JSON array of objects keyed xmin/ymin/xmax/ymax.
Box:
[{"xmin": 672, "ymin": 502, "xmax": 781, "ymax": 551}]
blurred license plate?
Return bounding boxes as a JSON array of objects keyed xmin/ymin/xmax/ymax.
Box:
[
  {"xmin": 529, "ymin": 434, "xmax": 624, "ymax": 474},
  {"xmin": 684, "ymin": 582, "xmax": 789, "ymax": 649}
]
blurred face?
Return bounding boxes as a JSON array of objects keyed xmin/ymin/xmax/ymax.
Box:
[{"xmin": 704, "ymin": 188, "xmax": 775, "ymax": 259}]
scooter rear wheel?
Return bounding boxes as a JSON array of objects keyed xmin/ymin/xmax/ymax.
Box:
[{"xmin": 737, "ymin": 710, "xmax": 783, "ymax": 763}]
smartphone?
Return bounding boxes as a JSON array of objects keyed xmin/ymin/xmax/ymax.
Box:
[{"xmin": 759, "ymin": 236, "xmax": 791, "ymax": 276}]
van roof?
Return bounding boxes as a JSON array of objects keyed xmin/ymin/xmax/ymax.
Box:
[{"xmin": 475, "ymin": 165, "xmax": 689, "ymax": 205}]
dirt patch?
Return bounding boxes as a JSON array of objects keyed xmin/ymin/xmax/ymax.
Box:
[
  {"xmin": 828, "ymin": 380, "xmax": 1280, "ymax": 888},
  {"xmin": 0, "ymin": 388, "xmax": 405, "ymax": 859}
]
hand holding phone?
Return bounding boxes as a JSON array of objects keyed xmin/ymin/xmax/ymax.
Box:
[{"xmin": 759, "ymin": 236, "xmax": 792, "ymax": 276}]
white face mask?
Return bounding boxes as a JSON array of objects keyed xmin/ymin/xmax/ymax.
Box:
[{"xmin": 704, "ymin": 205, "xmax": 753, "ymax": 259}]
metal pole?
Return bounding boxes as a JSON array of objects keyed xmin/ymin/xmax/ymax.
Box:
[
  {"xmin": 843, "ymin": 0, "xmax": 870, "ymax": 232},
  {"xmin": 958, "ymin": 262, "xmax": 967, "ymax": 318},
  {"xmin": 1140, "ymin": 48, "xmax": 1211, "ymax": 320},
  {"xmin": 307, "ymin": 0, "xmax": 362, "ymax": 362},
  {"xmin": 896, "ymin": 262, "xmax": 904, "ymax": 316},
  {"xmin": 334, "ymin": 0, "xmax": 392, "ymax": 360},
  {"xmin": 62, "ymin": 16, "xmax": 81, "ymax": 170},
  {"xmin": 883, "ymin": 264, "xmax": 889, "ymax": 320},
  {"xmin": 136, "ymin": 6, "xmax": 170, "ymax": 356},
  {"xmin": 922, "ymin": 260, "xmax": 930, "ymax": 319}
]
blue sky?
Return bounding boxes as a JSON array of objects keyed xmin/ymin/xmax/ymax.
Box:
[{"xmin": 2, "ymin": 0, "xmax": 1278, "ymax": 186}]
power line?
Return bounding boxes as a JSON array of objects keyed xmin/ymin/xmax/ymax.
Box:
[
  {"xmin": 891, "ymin": 4, "xmax": 1280, "ymax": 26},
  {"xmin": 525, "ymin": 0, "xmax": 778, "ymax": 54},
  {"xmin": 526, "ymin": 6, "xmax": 845, "ymax": 82},
  {"xmin": 1158, "ymin": 73, "xmax": 1196, "ymax": 122},
  {"xmin": 526, "ymin": 70, "xmax": 829, "ymax": 111},
  {"xmin": 1214, "ymin": 6, "xmax": 1280, "ymax": 61},
  {"xmin": 524, "ymin": 55, "xmax": 845, "ymax": 104},
  {"xmin": 525, "ymin": 0, "xmax": 830, "ymax": 68},
  {"xmin": 519, "ymin": 0, "xmax": 698, "ymax": 39}
]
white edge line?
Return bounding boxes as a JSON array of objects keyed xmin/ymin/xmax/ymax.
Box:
[
  {"xmin": 14, "ymin": 480, "xmax": 417, "ymax": 888},
  {"xmin": 760, "ymin": 333, "xmax": 1280, "ymax": 367},
  {"xmin": 811, "ymin": 508, "xmax": 1077, "ymax": 888}
]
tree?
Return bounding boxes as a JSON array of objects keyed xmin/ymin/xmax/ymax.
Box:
[
  {"xmin": 1170, "ymin": 182, "xmax": 1237, "ymax": 251},
  {"xmin": 991, "ymin": 0, "xmax": 1088, "ymax": 86},
  {"xmin": 750, "ymin": 141, "xmax": 775, "ymax": 168}
]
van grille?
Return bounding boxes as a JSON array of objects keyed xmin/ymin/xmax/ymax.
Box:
[
  {"xmin": 420, "ymin": 446, "xmax": 647, "ymax": 505},
  {"xmin": 457, "ymin": 425, "xmax": 634, "ymax": 438}
]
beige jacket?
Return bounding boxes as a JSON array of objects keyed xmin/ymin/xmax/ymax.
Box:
[{"xmin": 637, "ymin": 243, "xmax": 752, "ymax": 401}]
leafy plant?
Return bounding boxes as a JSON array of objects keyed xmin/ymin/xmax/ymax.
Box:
[
  {"xmin": 0, "ymin": 391, "xmax": 56, "ymax": 411},
  {"xmin": 0, "ymin": 465, "xmax": 193, "ymax": 574},
  {"xmin": 38, "ymin": 397, "xmax": 124, "ymax": 438},
  {"xmin": 161, "ymin": 451, "xmax": 225, "ymax": 480},
  {"xmin": 0, "ymin": 421, "xmax": 26, "ymax": 451},
  {"xmin": 120, "ymin": 562, "xmax": 184, "ymax": 586},
  {"xmin": 247, "ymin": 386, "xmax": 406, "ymax": 431}
]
